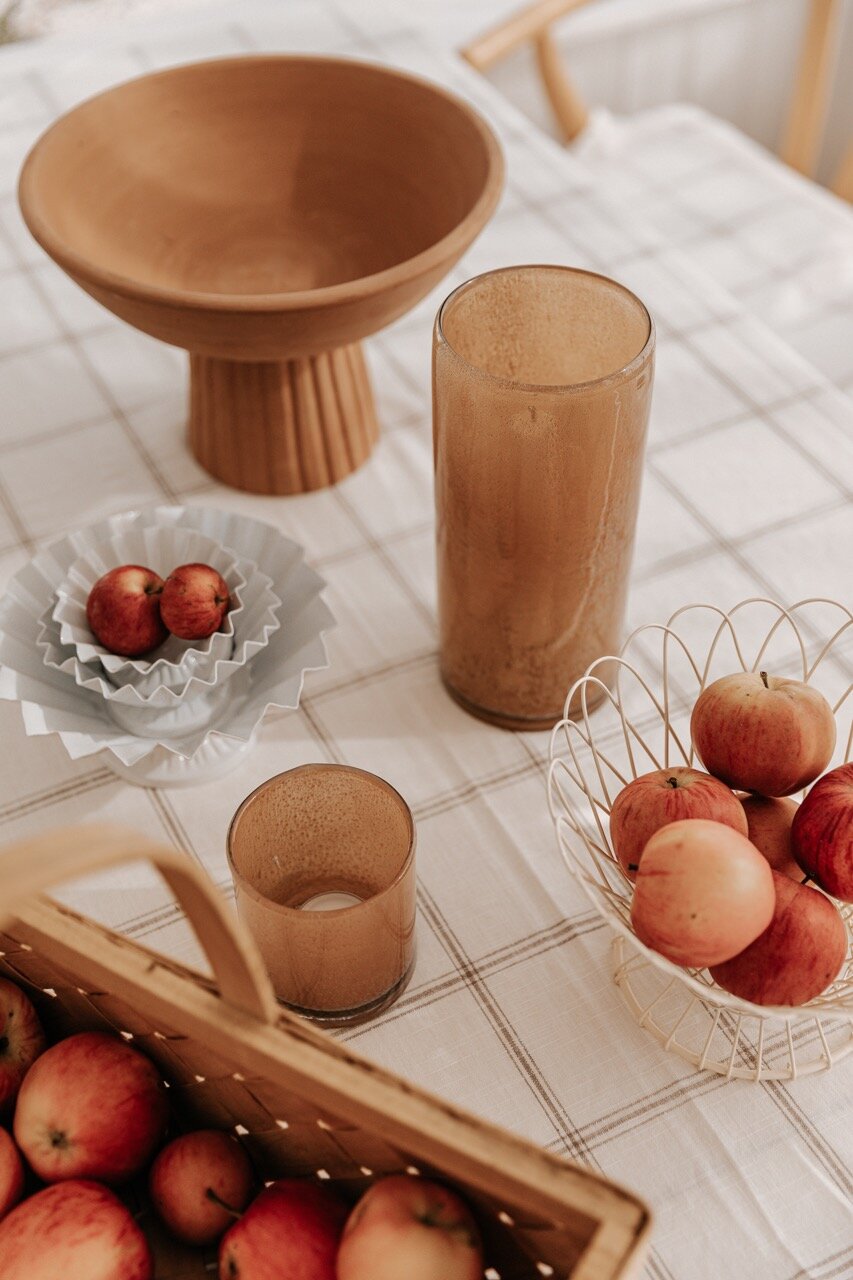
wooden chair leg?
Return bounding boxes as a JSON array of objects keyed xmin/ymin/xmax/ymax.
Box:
[
  {"xmin": 779, "ymin": 0, "xmax": 842, "ymax": 176},
  {"xmin": 534, "ymin": 29, "xmax": 589, "ymax": 142}
]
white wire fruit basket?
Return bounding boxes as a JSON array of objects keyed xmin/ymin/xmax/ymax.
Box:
[{"xmin": 548, "ymin": 599, "xmax": 853, "ymax": 1082}]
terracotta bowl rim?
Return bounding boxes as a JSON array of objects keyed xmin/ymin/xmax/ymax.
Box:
[{"xmin": 18, "ymin": 52, "xmax": 505, "ymax": 315}]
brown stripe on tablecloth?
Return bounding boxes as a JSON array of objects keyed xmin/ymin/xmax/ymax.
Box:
[
  {"xmin": 786, "ymin": 1243, "xmax": 853, "ymax": 1280},
  {"xmin": 0, "ymin": 767, "xmax": 114, "ymax": 822}
]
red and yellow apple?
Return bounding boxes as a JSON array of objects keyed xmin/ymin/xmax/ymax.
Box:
[
  {"xmin": 86, "ymin": 564, "xmax": 167, "ymax": 657},
  {"xmin": 710, "ymin": 871, "xmax": 847, "ymax": 1005},
  {"xmin": 0, "ymin": 1179, "xmax": 152, "ymax": 1279},
  {"xmin": 160, "ymin": 563, "xmax": 230, "ymax": 641},
  {"xmin": 218, "ymin": 1179, "xmax": 346, "ymax": 1280},
  {"xmin": 0, "ymin": 977, "xmax": 45, "ymax": 1115},
  {"xmin": 740, "ymin": 795, "xmax": 801, "ymax": 880},
  {"xmin": 14, "ymin": 1031, "xmax": 168, "ymax": 1185},
  {"xmin": 792, "ymin": 762, "xmax": 853, "ymax": 900},
  {"xmin": 0, "ymin": 1128, "xmax": 24, "ymax": 1221},
  {"xmin": 337, "ymin": 1175, "xmax": 484, "ymax": 1280},
  {"xmin": 610, "ymin": 766, "xmax": 747, "ymax": 879},
  {"xmin": 150, "ymin": 1128, "xmax": 254, "ymax": 1246},
  {"xmin": 690, "ymin": 671, "xmax": 835, "ymax": 796},
  {"xmin": 631, "ymin": 818, "xmax": 775, "ymax": 967}
]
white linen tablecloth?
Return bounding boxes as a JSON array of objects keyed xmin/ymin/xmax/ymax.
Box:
[{"xmin": 0, "ymin": 5, "xmax": 851, "ymax": 1279}]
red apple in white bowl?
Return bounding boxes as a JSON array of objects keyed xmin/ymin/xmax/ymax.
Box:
[
  {"xmin": 609, "ymin": 766, "xmax": 747, "ymax": 879},
  {"xmin": 710, "ymin": 870, "xmax": 847, "ymax": 1006},
  {"xmin": 160, "ymin": 562, "xmax": 230, "ymax": 641},
  {"xmin": 218, "ymin": 1179, "xmax": 346, "ymax": 1280},
  {"xmin": 690, "ymin": 671, "xmax": 836, "ymax": 796},
  {"xmin": 740, "ymin": 795, "xmax": 802, "ymax": 881},
  {"xmin": 631, "ymin": 818, "xmax": 775, "ymax": 967},
  {"xmin": 0, "ymin": 1179, "xmax": 152, "ymax": 1279},
  {"xmin": 337, "ymin": 1175, "xmax": 484, "ymax": 1280},
  {"xmin": 14, "ymin": 1031, "xmax": 168, "ymax": 1184},
  {"xmin": 0, "ymin": 1128, "xmax": 24, "ymax": 1220},
  {"xmin": 0, "ymin": 977, "xmax": 45, "ymax": 1115},
  {"xmin": 792, "ymin": 762, "xmax": 853, "ymax": 900},
  {"xmin": 150, "ymin": 1128, "xmax": 254, "ymax": 1246},
  {"xmin": 86, "ymin": 564, "xmax": 167, "ymax": 657}
]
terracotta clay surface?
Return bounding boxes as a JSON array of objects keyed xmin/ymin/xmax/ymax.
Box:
[
  {"xmin": 433, "ymin": 265, "xmax": 654, "ymax": 729},
  {"xmin": 19, "ymin": 55, "xmax": 503, "ymax": 493},
  {"xmin": 227, "ymin": 765, "xmax": 416, "ymax": 1021}
]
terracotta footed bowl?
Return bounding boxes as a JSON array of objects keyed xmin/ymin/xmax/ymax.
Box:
[{"xmin": 19, "ymin": 55, "xmax": 503, "ymax": 493}]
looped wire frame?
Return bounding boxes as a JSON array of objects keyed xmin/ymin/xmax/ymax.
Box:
[{"xmin": 548, "ymin": 598, "xmax": 853, "ymax": 1081}]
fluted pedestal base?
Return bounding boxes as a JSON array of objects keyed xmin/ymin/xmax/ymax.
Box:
[{"xmin": 188, "ymin": 343, "xmax": 380, "ymax": 494}]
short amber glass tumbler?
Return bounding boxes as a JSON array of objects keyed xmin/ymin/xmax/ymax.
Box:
[
  {"xmin": 227, "ymin": 764, "xmax": 416, "ymax": 1025},
  {"xmin": 433, "ymin": 264, "xmax": 655, "ymax": 730}
]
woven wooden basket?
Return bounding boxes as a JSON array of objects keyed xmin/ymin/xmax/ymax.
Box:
[{"xmin": 0, "ymin": 824, "xmax": 650, "ymax": 1280}]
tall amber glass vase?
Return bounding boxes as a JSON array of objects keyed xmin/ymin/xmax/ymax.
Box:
[{"xmin": 433, "ymin": 265, "xmax": 655, "ymax": 730}]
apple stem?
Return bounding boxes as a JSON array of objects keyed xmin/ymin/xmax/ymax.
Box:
[
  {"xmin": 759, "ymin": 670, "xmax": 769, "ymax": 688},
  {"xmin": 666, "ymin": 777, "xmax": 678, "ymax": 788},
  {"xmin": 205, "ymin": 1188, "xmax": 242, "ymax": 1219},
  {"xmin": 627, "ymin": 863, "xmax": 639, "ymax": 872}
]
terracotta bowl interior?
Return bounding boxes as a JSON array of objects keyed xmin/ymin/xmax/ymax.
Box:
[{"xmin": 21, "ymin": 57, "xmax": 498, "ymax": 301}]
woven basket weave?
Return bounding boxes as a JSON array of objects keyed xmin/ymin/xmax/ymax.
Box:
[{"xmin": 0, "ymin": 824, "xmax": 650, "ymax": 1280}]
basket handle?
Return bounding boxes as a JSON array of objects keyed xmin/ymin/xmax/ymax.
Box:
[{"xmin": 0, "ymin": 823, "xmax": 279, "ymax": 1024}]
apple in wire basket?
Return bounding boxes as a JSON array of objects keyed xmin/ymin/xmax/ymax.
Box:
[
  {"xmin": 13, "ymin": 1031, "xmax": 168, "ymax": 1185},
  {"xmin": 739, "ymin": 795, "xmax": 802, "ymax": 881},
  {"xmin": 218, "ymin": 1179, "xmax": 347, "ymax": 1279},
  {"xmin": 336, "ymin": 1175, "xmax": 484, "ymax": 1280},
  {"xmin": 0, "ymin": 1179, "xmax": 152, "ymax": 1280},
  {"xmin": 86, "ymin": 564, "xmax": 168, "ymax": 657},
  {"xmin": 792, "ymin": 763, "xmax": 853, "ymax": 901},
  {"xmin": 0, "ymin": 1127, "xmax": 24, "ymax": 1221},
  {"xmin": 150, "ymin": 1128, "xmax": 255, "ymax": 1246},
  {"xmin": 609, "ymin": 766, "xmax": 748, "ymax": 879},
  {"xmin": 690, "ymin": 671, "xmax": 836, "ymax": 797},
  {"xmin": 0, "ymin": 977, "xmax": 46, "ymax": 1116}
]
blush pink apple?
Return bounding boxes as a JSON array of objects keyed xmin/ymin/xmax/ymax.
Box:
[
  {"xmin": 610, "ymin": 766, "xmax": 747, "ymax": 879},
  {"xmin": 160, "ymin": 563, "xmax": 230, "ymax": 641},
  {"xmin": 150, "ymin": 1128, "xmax": 254, "ymax": 1246},
  {"xmin": 0, "ymin": 1128, "xmax": 24, "ymax": 1221},
  {"xmin": 86, "ymin": 564, "xmax": 167, "ymax": 657},
  {"xmin": 690, "ymin": 671, "xmax": 836, "ymax": 796},
  {"xmin": 337, "ymin": 1175, "xmax": 484, "ymax": 1280},
  {"xmin": 631, "ymin": 818, "xmax": 775, "ymax": 967},
  {"xmin": 0, "ymin": 977, "xmax": 45, "ymax": 1116},
  {"xmin": 218, "ymin": 1179, "xmax": 346, "ymax": 1280},
  {"xmin": 792, "ymin": 762, "xmax": 853, "ymax": 900},
  {"xmin": 14, "ymin": 1031, "xmax": 168, "ymax": 1185},
  {"xmin": 740, "ymin": 795, "xmax": 802, "ymax": 881},
  {"xmin": 710, "ymin": 871, "xmax": 847, "ymax": 1005},
  {"xmin": 0, "ymin": 1179, "xmax": 152, "ymax": 1280}
]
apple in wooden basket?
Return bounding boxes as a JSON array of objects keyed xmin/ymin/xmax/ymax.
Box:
[
  {"xmin": 160, "ymin": 562, "xmax": 231, "ymax": 641},
  {"xmin": 710, "ymin": 871, "xmax": 847, "ymax": 1006},
  {"xmin": 14, "ymin": 1031, "xmax": 168, "ymax": 1184},
  {"xmin": 150, "ymin": 1128, "xmax": 255, "ymax": 1246},
  {"xmin": 690, "ymin": 671, "xmax": 836, "ymax": 796},
  {"xmin": 86, "ymin": 564, "xmax": 168, "ymax": 657},
  {"xmin": 609, "ymin": 766, "xmax": 747, "ymax": 879},
  {"xmin": 337, "ymin": 1175, "xmax": 484, "ymax": 1280},
  {"xmin": 0, "ymin": 1128, "xmax": 24, "ymax": 1221},
  {"xmin": 0, "ymin": 977, "xmax": 45, "ymax": 1115},
  {"xmin": 740, "ymin": 795, "xmax": 802, "ymax": 881},
  {"xmin": 0, "ymin": 1179, "xmax": 152, "ymax": 1279},
  {"xmin": 218, "ymin": 1179, "xmax": 347, "ymax": 1280},
  {"xmin": 631, "ymin": 819, "xmax": 775, "ymax": 967},
  {"xmin": 792, "ymin": 762, "xmax": 853, "ymax": 900}
]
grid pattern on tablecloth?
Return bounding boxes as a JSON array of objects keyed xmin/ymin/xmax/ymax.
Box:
[{"xmin": 0, "ymin": 6, "xmax": 852, "ymax": 1280}]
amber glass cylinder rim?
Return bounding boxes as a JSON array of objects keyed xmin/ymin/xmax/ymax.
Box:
[
  {"xmin": 226, "ymin": 763, "xmax": 416, "ymax": 917},
  {"xmin": 436, "ymin": 264, "xmax": 655, "ymax": 394}
]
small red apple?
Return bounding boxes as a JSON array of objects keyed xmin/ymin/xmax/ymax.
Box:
[
  {"xmin": 0, "ymin": 1179, "xmax": 152, "ymax": 1279},
  {"xmin": 0, "ymin": 1128, "xmax": 24, "ymax": 1221},
  {"xmin": 740, "ymin": 795, "xmax": 802, "ymax": 881},
  {"xmin": 710, "ymin": 871, "xmax": 847, "ymax": 1005},
  {"xmin": 610, "ymin": 766, "xmax": 747, "ymax": 879},
  {"xmin": 631, "ymin": 818, "xmax": 775, "ymax": 967},
  {"xmin": 0, "ymin": 977, "xmax": 45, "ymax": 1116},
  {"xmin": 337, "ymin": 1175, "xmax": 484, "ymax": 1280},
  {"xmin": 792, "ymin": 762, "xmax": 853, "ymax": 900},
  {"xmin": 14, "ymin": 1031, "xmax": 168, "ymax": 1185},
  {"xmin": 690, "ymin": 671, "xmax": 836, "ymax": 796},
  {"xmin": 150, "ymin": 1128, "xmax": 254, "ymax": 1246},
  {"xmin": 86, "ymin": 564, "xmax": 167, "ymax": 657},
  {"xmin": 218, "ymin": 1179, "xmax": 346, "ymax": 1280},
  {"xmin": 160, "ymin": 562, "xmax": 230, "ymax": 641}
]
